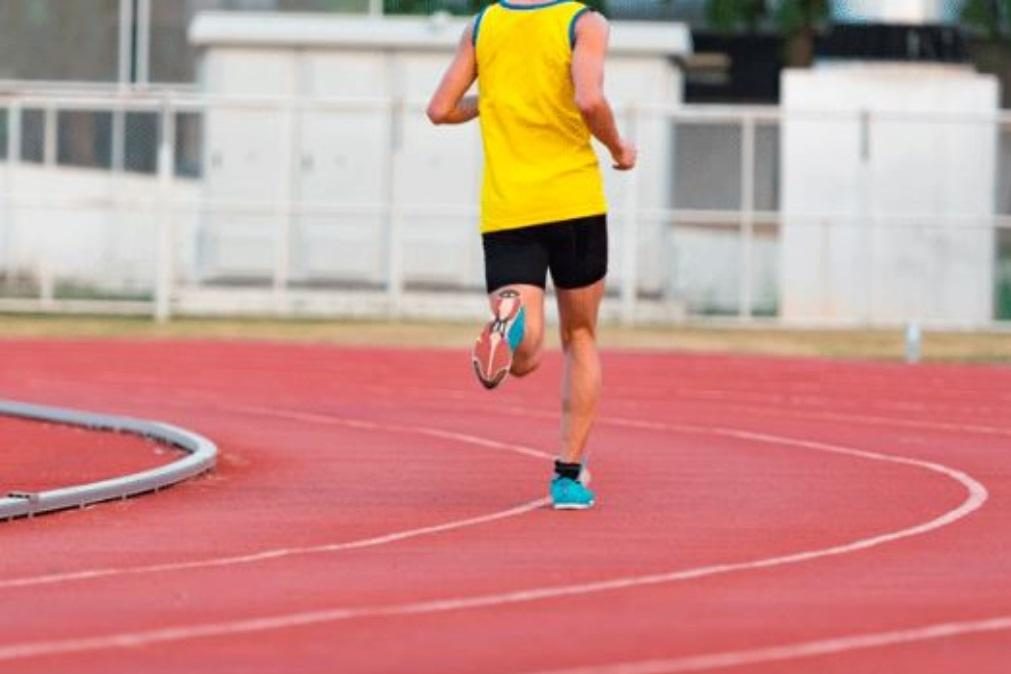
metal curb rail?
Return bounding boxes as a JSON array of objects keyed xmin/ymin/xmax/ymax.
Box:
[{"xmin": 0, "ymin": 399, "xmax": 217, "ymax": 521}]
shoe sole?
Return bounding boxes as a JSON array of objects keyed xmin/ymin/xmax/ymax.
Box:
[
  {"xmin": 472, "ymin": 290, "xmax": 522, "ymax": 390},
  {"xmin": 552, "ymin": 501, "xmax": 595, "ymax": 510},
  {"xmin": 472, "ymin": 358, "xmax": 507, "ymax": 390}
]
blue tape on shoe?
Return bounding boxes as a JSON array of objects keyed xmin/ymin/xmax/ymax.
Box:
[{"xmin": 507, "ymin": 306, "xmax": 526, "ymax": 352}]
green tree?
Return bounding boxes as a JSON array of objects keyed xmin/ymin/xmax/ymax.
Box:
[
  {"xmin": 776, "ymin": 0, "xmax": 828, "ymax": 66},
  {"xmin": 774, "ymin": 0, "xmax": 828, "ymax": 34},
  {"xmin": 703, "ymin": 0, "xmax": 829, "ymax": 36},
  {"xmin": 962, "ymin": 0, "xmax": 1011, "ymax": 108},
  {"xmin": 703, "ymin": 0, "xmax": 829, "ymax": 65},
  {"xmin": 705, "ymin": 0, "xmax": 768, "ymax": 33},
  {"xmin": 961, "ymin": 0, "xmax": 1011, "ymax": 41}
]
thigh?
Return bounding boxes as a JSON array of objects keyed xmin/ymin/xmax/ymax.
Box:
[
  {"xmin": 557, "ymin": 278, "xmax": 605, "ymax": 340},
  {"xmin": 482, "ymin": 227, "xmax": 550, "ymax": 294},
  {"xmin": 546, "ymin": 214, "xmax": 608, "ymax": 291}
]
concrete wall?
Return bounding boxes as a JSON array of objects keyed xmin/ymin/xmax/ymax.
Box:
[
  {"xmin": 780, "ymin": 64, "xmax": 999, "ymax": 325},
  {"xmin": 0, "ymin": 164, "xmax": 199, "ymax": 293}
]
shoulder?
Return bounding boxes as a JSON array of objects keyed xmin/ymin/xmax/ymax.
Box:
[
  {"xmin": 572, "ymin": 5, "xmax": 607, "ymax": 37},
  {"xmin": 572, "ymin": 5, "xmax": 608, "ymax": 46}
]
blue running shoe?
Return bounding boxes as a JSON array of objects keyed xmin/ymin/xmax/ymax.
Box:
[{"xmin": 550, "ymin": 476, "xmax": 596, "ymax": 510}]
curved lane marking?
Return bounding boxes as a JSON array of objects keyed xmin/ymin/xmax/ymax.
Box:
[
  {"xmin": 523, "ymin": 614, "xmax": 1011, "ymax": 673},
  {"xmin": 609, "ymin": 394, "xmax": 1011, "ymax": 439},
  {"xmin": 0, "ymin": 498, "xmax": 549, "ymax": 590},
  {"xmin": 0, "ymin": 406, "xmax": 551, "ymax": 590},
  {"xmin": 0, "ymin": 408, "xmax": 988, "ymax": 661},
  {"xmin": 743, "ymin": 408, "xmax": 1011, "ymax": 439},
  {"xmin": 352, "ymin": 382, "xmax": 1011, "ymax": 441}
]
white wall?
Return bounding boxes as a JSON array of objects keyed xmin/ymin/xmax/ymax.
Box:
[
  {"xmin": 0, "ymin": 165, "xmax": 199, "ymax": 293},
  {"xmin": 780, "ymin": 64, "xmax": 999, "ymax": 325}
]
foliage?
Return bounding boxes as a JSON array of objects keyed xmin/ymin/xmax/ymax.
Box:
[
  {"xmin": 705, "ymin": 0, "xmax": 768, "ymax": 33},
  {"xmin": 961, "ymin": 0, "xmax": 1011, "ymax": 40},
  {"xmin": 704, "ymin": 0, "xmax": 828, "ymax": 35},
  {"xmin": 774, "ymin": 0, "xmax": 829, "ymax": 34}
]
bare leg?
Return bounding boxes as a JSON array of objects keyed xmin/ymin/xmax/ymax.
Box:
[
  {"xmin": 556, "ymin": 279, "xmax": 605, "ymax": 462},
  {"xmin": 488, "ymin": 284, "xmax": 545, "ymax": 378}
]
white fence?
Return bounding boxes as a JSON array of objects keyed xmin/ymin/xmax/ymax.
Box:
[{"xmin": 1, "ymin": 85, "xmax": 1010, "ymax": 327}]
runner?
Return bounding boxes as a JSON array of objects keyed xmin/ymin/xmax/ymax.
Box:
[{"xmin": 427, "ymin": 0, "xmax": 636, "ymax": 509}]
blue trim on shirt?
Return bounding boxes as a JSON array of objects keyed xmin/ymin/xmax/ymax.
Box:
[
  {"xmin": 499, "ymin": 0, "xmax": 570, "ymax": 10},
  {"xmin": 568, "ymin": 6, "xmax": 592, "ymax": 48},
  {"xmin": 472, "ymin": 5, "xmax": 491, "ymax": 47}
]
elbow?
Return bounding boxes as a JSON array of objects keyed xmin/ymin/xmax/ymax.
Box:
[
  {"xmin": 575, "ymin": 93, "xmax": 605, "ymax": 117},
  {"xmin": 427, "ymin": 103, "xmax": 449, "ymax": 125}
]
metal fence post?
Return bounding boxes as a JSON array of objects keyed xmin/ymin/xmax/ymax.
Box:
[
  {"xmin": 273, "ymin": 99, "xmax": 295, "ymax": 311},
  {"xmin": 113, "ymin": 0, "xmax": 132, "ymax": 174},
  {"xmin": 620, "ymin": 104, "xmax": 641, "ymax": 326},
  {"xmin": 3, "ymin": 101, "xmax": 21, "ymax": 283},
  {"xmin": 117, "ymin": 0, "xmax": 134, "ymax": 86},
  {"xmin": 386, "ymin": 96, "xmax": 405, "ymax": 317},
  {"xmin": 39, "ymin": 257, "xmax": 54, "ymax": 309},
  {"xmin": 3, "ymin": 102, "xmax": 16, "ymax": 162},
  {"xmin": 135, "ymin": 0, "xmax": 152, "ymax": 87},
  {"xmin": 738, "ymin": 114, "xmax": 756, "ymax": 321},
  {"xmin": 155, "ymin": 98, "xmax": 176, "ymax": 322},
  {"xmin": 111, "ymin": 102, "xmax": 126, "ymax": 173},
  {"xmin": 859, "ymin": 110, "xmax": 874, "ymax": 324},
  {"xmin": 43, "ymin": 104, "xmax": 57, "ymax": 167}
]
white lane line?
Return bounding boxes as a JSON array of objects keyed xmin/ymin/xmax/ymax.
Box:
[
  {"xmin": 0, "ymin": 423, "xmax": 988, "ymax": 661},
  {"xmin": 522, "ymin": 615, "xmax": 1011, "ymax": 674},
  {"xmin": 222, "ymin": 404, "xmax": 555, "ymax": 462},
  {"xmin": 756, "ymin": 408, "xmax": 1011, "ymax": 439},
  {"xmin": 0, "ymin": 497, "xmax": 549, "ymax": 590},
  {"xmin": 354, "ymin": 383, "xmax": 1011, "ymax": 439},
  {"xmin": 0, "ymin": 406, "xmax": 552, "ymax": 590},
  {"xmin": 610, "ymin": 395, "xmax": 1011, "ymax": 439},
  {"xmin": 416, "ymin": 391, "xmax": 1011, "ymax": 445}
]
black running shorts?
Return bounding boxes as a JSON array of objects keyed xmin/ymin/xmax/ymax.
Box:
[{"xmin": 482, "ymin": 214, "xmax": 608, "ymax": 294}]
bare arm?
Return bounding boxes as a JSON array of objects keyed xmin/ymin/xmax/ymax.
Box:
[
  {"xmin": 571, "ymin": 12, "xmax": 636, "ymax": 170},
  {"xmin": 427, "ymin": 24, "xmax": 479, "ymax": 125}
]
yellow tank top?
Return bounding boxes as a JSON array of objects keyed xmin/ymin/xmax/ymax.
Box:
[{"xmin": 473, "ymin": 0, "xmax": 608, "ymax": 233}]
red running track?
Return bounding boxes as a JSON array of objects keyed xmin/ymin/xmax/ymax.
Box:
[
  {"xmin": 0, "ymin": 415, "xmax": 177, "ymax": 494},
  {"xmin": 0, "ymin": 339, "xmax": 1009, "ymax": 673}
]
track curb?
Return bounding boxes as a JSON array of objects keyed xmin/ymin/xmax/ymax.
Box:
[{"xmin": 0, "ymin": 399, "xmax": 217, "ymax": 521}]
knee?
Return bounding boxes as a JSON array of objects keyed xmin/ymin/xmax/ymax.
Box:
[{"xmin": 560, "ymin": 324, "xmax": 597, "ymax": 352}]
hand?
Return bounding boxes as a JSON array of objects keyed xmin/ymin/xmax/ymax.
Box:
[{"xmin": 611, "ymin": 140, "xmax": 637, "ymax": 171}]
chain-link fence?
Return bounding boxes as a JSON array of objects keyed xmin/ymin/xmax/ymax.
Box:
[{"xmin": 1, "ymin": 87, "xmax": 1009, "ymax": 326}]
